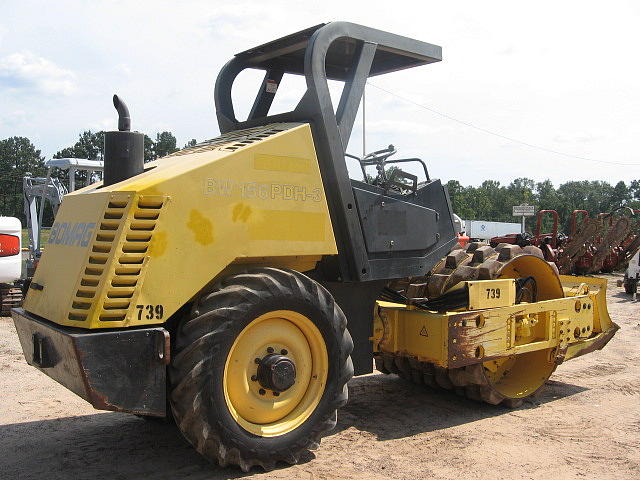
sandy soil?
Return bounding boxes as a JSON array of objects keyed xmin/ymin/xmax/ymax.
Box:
[{"xmin": 1, "ymin": 275, "xmax": 638, "ymax": 480}]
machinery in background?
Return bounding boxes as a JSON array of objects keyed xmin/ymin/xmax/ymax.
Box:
[
  {"xmin": 0, "ymin": 158, "xmax": 104, "ymax": 313},
  {"xmin": 619, "ymin": 249, "xmax": 640, "ymax": 294},
  {"xmin": 12, "ymin": 22, "xmax": 618, "ymax": 471},
  {"xmin": 599, "ymin": 209, "xmax": 640, "ymax": 273},
  {"xmin": 23, "ymin": 158, "xmax": 103, "ymax": 278},
  {"xmin": 0, "ymin": 216, "xmax": 22, "ymax": 315},
  {"xmin": 490, "ymin": 208, "xmax": 640, "ymax": 275}
]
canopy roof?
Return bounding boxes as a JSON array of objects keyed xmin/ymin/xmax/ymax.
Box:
[{"xmin": 236, "ymin": 23, "xmax": 442, "ymax": 80}]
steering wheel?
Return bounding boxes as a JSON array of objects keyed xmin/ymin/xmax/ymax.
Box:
[
  {"xmin": 360, "ymin": 144, "xmax": 397, "ymax": 184},
  {"xmin": 361, "ymin": 144, "xmax": 397, "ymax": 165}
]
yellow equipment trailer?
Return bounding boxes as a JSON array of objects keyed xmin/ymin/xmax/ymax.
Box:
[{"xmin": 12, "ymin": 22, "xmax": 618, "ymax": 471}]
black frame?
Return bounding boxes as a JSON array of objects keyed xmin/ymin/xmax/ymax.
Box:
[{"xmin": 214, "ymin": 22, "xmax": 456, "ymax": 283}]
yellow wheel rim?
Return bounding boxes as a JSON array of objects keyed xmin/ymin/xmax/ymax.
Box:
[{"xmin": 223, "ymin": 310, "xmax": 328, "ymax": 437}]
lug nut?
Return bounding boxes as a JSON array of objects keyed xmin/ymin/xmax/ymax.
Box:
[
  {"xmin": 267, "ymin": 347, "xmax": 274, "ymax": 353},
  {"xmin": 259, "ymin": 388, "xmax": 266, "ymax": 395},
  {"xmin": 251, "ymin": 375, "xmax": 257, "ymax": 381},
  {"xmin": 254, "ymin": 358, "xmax": 261, "ymax": 364},
  {"xmin": 273, "ymin": 391, "xmax": 280, "ymax": 397},
  {"xmin": 281, "ymin": 349, "xmax": 288, "ymax": 355}
]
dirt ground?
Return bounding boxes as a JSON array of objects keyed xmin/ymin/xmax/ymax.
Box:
[{"xmin": 1, "ymin": 275, "xmax": 638, "ymax": 480}]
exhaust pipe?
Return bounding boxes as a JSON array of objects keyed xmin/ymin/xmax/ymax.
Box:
[{"xmin": 103, "ymin": 95, "xmax": 144, "ymax": 187}]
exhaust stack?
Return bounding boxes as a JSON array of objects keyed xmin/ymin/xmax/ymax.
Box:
[{"xmin": 103, "ymin": 95, "xmax": 144, "ymax": 187}]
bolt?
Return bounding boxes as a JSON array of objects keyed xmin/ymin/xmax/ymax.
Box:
[
  {"xmin": 259, "ymin": 388, "xmax": 266, "ymax": 395},
  {"xmin": 267, "ymin": 347, "xmax": 274, "ymax": 353},
  {"xmin": 389, "ymin": 240, "xmax": 394, "ymax": 247},
  {"xmin": 273, "ymin": 391, "xmax": 280, "ymax": 397},
  {"xmin": 254, "ymin": 358, "xmax": 261, "ymax": 364},
  {"xmin": 251, "ymin": 375, "xmax": 257, "ymax": 381},
  {"xmin": 281, "ymin": 349, "xmax": 288, "ymax": 355}
]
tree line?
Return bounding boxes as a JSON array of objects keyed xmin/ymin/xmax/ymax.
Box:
[
  {"xmin": 446, "ymin": 178, "xmax": 640, "ymax": 232},
  {"xmin": 1, "ymin": 132, "xmax": 639, "ymax": 235},
  {"xmin": 0, "ymin": 132, "xmax": 197, "ymax": 224}
]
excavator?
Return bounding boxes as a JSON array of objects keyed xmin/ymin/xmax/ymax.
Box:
[{"xmin": 12, "ymin": 22, "xmax": 618, "ymax": 471}]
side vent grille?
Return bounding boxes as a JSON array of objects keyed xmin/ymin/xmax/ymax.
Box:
[
  {"xmin": 99, "ymin": 196, "xmax": 165, "ymax": 322},
  {"xmin": 67, "ymin": 199, "xmax": 128, "ymax": 321},
  {"xmin": 167, "ymin": 123, "xmax": 293, "ymax": 157},
  {"xmin": 219, "ymin": 127, "xmax": 285, "ymax": 152}
]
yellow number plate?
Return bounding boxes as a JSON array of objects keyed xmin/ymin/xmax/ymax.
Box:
[{"xmin": 466, "ymin": 279, "xmax": 516, "ymax": 310}]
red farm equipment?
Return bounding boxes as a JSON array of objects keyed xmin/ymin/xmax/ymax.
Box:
[{"xmin": 490, "ymin": 208, "xmax": 640, "ymax": 275}]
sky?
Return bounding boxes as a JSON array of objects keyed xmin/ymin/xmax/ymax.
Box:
[{"xmin": 1, "ymin": 0, "xmax": 639, "ymax": 187}]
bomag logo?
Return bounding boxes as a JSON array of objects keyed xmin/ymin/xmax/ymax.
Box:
[{"xmin": 48, "ymin": 222, "xmax": 96, "ymax": 247}]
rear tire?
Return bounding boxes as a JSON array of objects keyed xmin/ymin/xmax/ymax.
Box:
[{"xmin": 169, "ymin": 268, "xmax": 352, "ymax": 471}]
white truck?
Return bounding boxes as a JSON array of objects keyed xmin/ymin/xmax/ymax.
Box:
[
  {"xmin": 0, "ymin": 216, "xmax": 22, "ymax": 315},
  {"xmin": 463, "ymin": 219, "xmax": 521, "ymax": 242}
]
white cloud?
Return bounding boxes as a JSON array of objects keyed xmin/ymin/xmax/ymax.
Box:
[
  {"xmin": 88, "ymin": 118, "xmax": 115, "ymax": 131},
  {"xmin": 0, "ymin": 51, "xmax": 77, "ymax": 95},
  {"xmin": 115, "ymin": 64, "xmax": 132, "ymax": 76},
  {"xmin": 0, "ymin": 110, "xmax": 27, "ymax": 127}
]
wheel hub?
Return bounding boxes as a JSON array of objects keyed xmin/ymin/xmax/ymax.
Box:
[{"xmin": 257, "ymin": 353, "xmax": 296, "ymax": 392}]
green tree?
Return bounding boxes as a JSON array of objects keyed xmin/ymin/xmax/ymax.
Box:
[
  {"xmin": 0, "ymin": 137, "xmax": 46, "ymax": 222},
  {"xmin": 143, "ymin": 134, "xmax": 155, "ymax": 163},
  {"xmin": 629, "ymin": 180, "xmax": 640, "ymax": 210},
  {"xmin": 184, "ymin": 139, "xmax": 198, "ymax": 148},
  {"xmin": 446, "ymin": 180, "xmax": 481, "ymax": 220},
  {"xmin": 154, "ymin": 132, "xmax": 178, "ymax": 158},
  {"xmin": 611, "ymin": 181, "xmax": 629, "ymax": 209}
]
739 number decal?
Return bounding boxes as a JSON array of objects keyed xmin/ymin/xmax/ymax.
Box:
[
  {"xmin": 136, "ymin": 304, "xmax": 164, "ymax": 320},
  {"xmin": 486, "ymin": 288, "xmax": 501, "ymax": 299}
]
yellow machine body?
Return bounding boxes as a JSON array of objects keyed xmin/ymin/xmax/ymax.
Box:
[
  {"xmin": 373, "ymin": 275, "xmax": 618, "ymax": 369},
  {"xmin": 24, "ymin": 123, "xmax": 337, "ymax": 329}
]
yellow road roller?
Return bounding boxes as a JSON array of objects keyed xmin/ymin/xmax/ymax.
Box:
[{"xmin": 12, "ymin": 22, "xmax": 618, "ymax": 471}]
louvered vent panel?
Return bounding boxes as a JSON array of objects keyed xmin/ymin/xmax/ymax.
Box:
[
  {"xmin": 99, "ymin": 196, "xmax": 165, "ymax": 322},
  {"xmin": 166, "ymin": 123, "xmax": 294, "ymax": 157},
  {"xmin": 67, "ymin": 199, "xmax": 128, "ymax": 321}
]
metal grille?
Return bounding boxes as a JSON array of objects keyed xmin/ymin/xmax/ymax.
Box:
[
  {"xmin": 167, "ymin": 123, "xmax": 294, "ymax": 158},
  {"xmin": 67, "ymin": 198, "xmax": 129, "ymax": 322},
  {"xmin": 99, "ymin": 196, "xmax": 165, "ymax": 322},
  {"xmin": 66, "ymin": 194, "xmax": 165, "ymax": 324}
]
